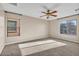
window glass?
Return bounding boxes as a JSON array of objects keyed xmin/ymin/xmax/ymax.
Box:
[
  {"xmin": 60, "ymin": 20, "xmax": 77, "ymax": 35},
  {"xmin": 7, "ymin": 20, "xmax": 17, "ymax": 33}
]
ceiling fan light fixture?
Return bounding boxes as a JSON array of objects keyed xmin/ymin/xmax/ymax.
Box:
[{"xmin": 40, "ymin": 5, "xmax": 58, "ymax": 19}]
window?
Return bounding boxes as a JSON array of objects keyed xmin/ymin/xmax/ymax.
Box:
[
  {"xmin": 7, "ymin": 19, "xmax": 20, "ymax": 37},
  {"xmin": 60, "ymin": 20, "xmax": 68, "ymax": 34},
  {"xmin": 7, "ymin": 20, "xmax": 17, "ymax": 33},
  {"xmin": 60, "ymin": 20, "xmax": 77, "ymax": 35}
]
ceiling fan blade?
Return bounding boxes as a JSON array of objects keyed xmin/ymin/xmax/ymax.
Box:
[
  {"xmin": 40, "ymin": 15, "xmax": 47, "ymax": 17},
  {"xmin": 51, "ymin": 15, "xmax": 57, "ymax": 17},
  {"xmin": 51, "ymin": 11, "xmax": 57, "ymax": 13}
]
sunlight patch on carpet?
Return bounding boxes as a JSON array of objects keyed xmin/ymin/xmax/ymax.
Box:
[{"xmin": 18, "ymin": 39, "xmax": 66, "ymax": 56}]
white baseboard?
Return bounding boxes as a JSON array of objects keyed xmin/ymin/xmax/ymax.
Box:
[
  {"xmin": 6, "ymin": 35, "xmax": 48, "ymax": 45},
  {"xmin": 50, "ymin": 37, "xmax": 79, "ymax": 44}
]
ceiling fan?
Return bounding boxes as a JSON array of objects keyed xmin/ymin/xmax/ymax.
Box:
[{"xmin": 40, "ymin": 6, "xmax": 57, "ymax": 19}]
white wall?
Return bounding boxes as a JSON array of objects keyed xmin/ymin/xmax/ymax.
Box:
[
  {"xmin": 3, "ymin": 3, "xmax": 79, "ymax": 44},
  {"xmin": 49, "ymin": 15, "xmax": 79, "ymax": 43},
  {"xmin": 0, "ymin": 4, "xmax": 5, "ymax": 54},
  {"xmin": 6, "ymin": 15, "xmax": 48, "ymax": 45}
]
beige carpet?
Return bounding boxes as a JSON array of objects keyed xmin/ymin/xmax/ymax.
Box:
[{"xmin": 18, "ymin": 39, "xmax": 66, "ymax": 56}]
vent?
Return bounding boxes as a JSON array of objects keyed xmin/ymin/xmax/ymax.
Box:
[{"xmin": 9, "ymin": 3, "xmax": 17, "ymax": 6}]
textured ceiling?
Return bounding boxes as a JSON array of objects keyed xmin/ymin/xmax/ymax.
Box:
[{"xmin": 1, "ymin": 3, "xmax": 79, "ymax": 20}]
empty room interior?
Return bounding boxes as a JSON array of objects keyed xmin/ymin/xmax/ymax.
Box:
[{"xmin": 0, "ymin": 3, "xmax": 79, "ymax": 56}]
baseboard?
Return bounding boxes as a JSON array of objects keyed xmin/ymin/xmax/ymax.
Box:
[
  {"xmin": 50, "ymin": 37, "xmax": 79, "ymax": 44},
  {"xmin": 5, "ymin": 36, "xmax": 49, "ymax": 45}
]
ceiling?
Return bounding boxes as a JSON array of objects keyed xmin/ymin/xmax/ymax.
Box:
[{"xmin": 1, "ymin": 3, "xmax": 79, "ymax": 20}]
